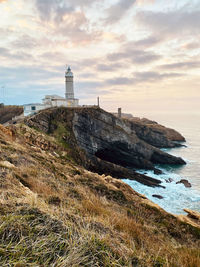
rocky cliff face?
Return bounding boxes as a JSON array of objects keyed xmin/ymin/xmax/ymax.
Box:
[
  {"xmin": 71, "ymin": 108, "xmax": 185, "ymax": 167},
  {"xmin": 0, "ymin": 123, "xmax": 199, "ymax": 267},
  {"xmin": 123, "ymin": 117, "xmax": 185, "ymax": 148},
  {"xmin": 24, "ymin": 107, "xmax": 186, "ymax": 187}
]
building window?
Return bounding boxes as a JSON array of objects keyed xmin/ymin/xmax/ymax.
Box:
[{"xmin": 31, "ymin": 106, "xmax": 36, "ymax": 111}]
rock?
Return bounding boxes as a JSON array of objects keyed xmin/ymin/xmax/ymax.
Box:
[
  {"xmin": 176, "ymin": 179, "xmax": 191, "ymax": 188},
  {"xmin": 21, "ymin": 126, "xmax": 58, "ymax": 151},
  {"xmin": 0, "ymin": 124, "xmax": 15, "ymax": 140},
  {"xmin": 24, "ymin": 107, "xmax": 186, "ymax": 187},
  {"xmin": 152, "ymin": 194, "xmax": 164, "ymax": 199},
  {"xmin": 184, "ymin": 209, "xmax": 200, "ymax": 221},
  {"xmin": 165, "ymin": 178, "xmax": 174, "ymax": 183},
  {"xmin": 0, "ymin": 161, "xmax": 15, "ymax": 169},
  {"xmin": 89, "ymin": 156, "xmax": 163, "ymax": 187},
  {"xmin": 154, "ymin": 168, "xmax": 163, "ymax": 175},
  {"xmin": 122, "ymin": 116, "xmax": 186, "ymax": 148}
]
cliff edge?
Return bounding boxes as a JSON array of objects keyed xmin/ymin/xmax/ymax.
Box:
[
  {"xmin": 123, "ymin": 116, "xmax": 185, "ymax": 148},
  {"xmin": 0, "ymin": 119, "xmax": 199, "ymax": 267},
  {"xmin": 24, "ymin": 107, "xmax": 185, "ymax": 187}
]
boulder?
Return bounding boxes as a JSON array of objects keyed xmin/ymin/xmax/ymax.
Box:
[
  {"xmin": 154, "ymin": 168, "xmax": 163, "ymax": 175},
  {"xmin": 184, "ymin": 209, "xmax": 200, "ymax": 221},
  {"xmin": 152, "ymin": 194, "xmax": 164, "ymax": 199},
  {"xmin": 176, "ymin": 179, "xmax": 191, "ymax": 188}
]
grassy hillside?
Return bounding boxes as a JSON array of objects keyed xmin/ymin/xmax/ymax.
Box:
[
  {"xmin": 0, "ymin": 123, "xmax": 199, "ymax": 266},
  {"xmin": 0, "ymin": 105, "xmax": 23, "ymax": 124}
]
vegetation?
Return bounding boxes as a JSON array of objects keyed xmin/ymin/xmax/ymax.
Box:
[
  {"xmin": 0, "ymin": 105, "xmax": 23, "ymax": 124},
  {"xmin": 0, "ymin": 123, "xmax": 199, "ymax": 266}
]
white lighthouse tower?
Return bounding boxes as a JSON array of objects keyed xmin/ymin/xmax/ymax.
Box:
[
  {"xmin": 65, "ymin": 66, "xmax": 79, "ymax": 107},
  {"xmin": 65, "ymin": 66, "xmax": 74, "ymax": 99}
]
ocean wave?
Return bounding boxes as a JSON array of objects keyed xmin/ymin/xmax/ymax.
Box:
[{"xmin": 123, "ymin": 168, "xmax": 200, "ymax": 215}]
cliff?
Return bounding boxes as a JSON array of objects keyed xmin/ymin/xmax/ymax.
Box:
[
  {"xmin": 24, "ymin": 107, "xmax": 185, "ymax": 187},
  {"xmin": 0, "ymin": 120, "xmax": 199, "ymax": 266},
  {"xmin": 122, "ymin": 116, "xmax": 185, "ymax": 148}
]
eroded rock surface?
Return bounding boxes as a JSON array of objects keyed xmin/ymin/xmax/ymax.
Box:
[
  {"xmin": 24, "ymin": 107, "xmax": 186, "ymax": 187},
  {"xmin": 122, "ymin": 116, "xmax": 185, "ymax": 148}
]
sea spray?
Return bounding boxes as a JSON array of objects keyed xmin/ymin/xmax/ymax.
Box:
[{"xmin": 123, "ymin": 167, "xmax": 200, "ymax": 214}]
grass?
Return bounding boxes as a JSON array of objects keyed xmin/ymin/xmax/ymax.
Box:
[
  {"xmin": 0, "ymin": 122, "xmax": 199, "ymax": 266},
  {"xmin": 0, "ymin": 105, "xmax": 23, "ymax": 124},
  {"xmin": 0, "ymin": 207, "xmax": 127, "ymax": 266},
  {"xmin": 54, "ymin": 122, "xmax": 71, "ymax": 150}
]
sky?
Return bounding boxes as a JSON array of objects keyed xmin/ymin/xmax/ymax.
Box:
[{"xmin": 0, "ymin": 0, "xmax": 200, "ymax": 117}]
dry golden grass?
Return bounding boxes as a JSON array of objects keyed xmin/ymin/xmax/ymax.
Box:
[
  {"xmin": 177, "ymin": 248, "xmax": 200, "ymax": 267},
  {"xmin": 81, "ymin": 195, "xmax": 109, "ymax": 217},
  {"xmin": 0, "ymin": 105, "xmax": 23, "ymax": 124},
  {"xmin": 0, "ymin": 123, "xmax": 199, "ymax": 266}
]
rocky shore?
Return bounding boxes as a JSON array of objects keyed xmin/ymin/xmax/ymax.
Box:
[
  {"xmin": 0, "ymin": 113, "xmax": 199, "ymax": 267},
  {"xmin": 24, "ymin": 107, "xmax": 186, "ymax": 187}
]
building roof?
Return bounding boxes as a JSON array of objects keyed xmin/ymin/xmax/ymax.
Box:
[
  {"xmin": 23, "ymin": 103, "xmax": 44, "ymax": 106},
  {"xmin": 44, "ymin": 95, "xmax": 66, "ymax": 100}
]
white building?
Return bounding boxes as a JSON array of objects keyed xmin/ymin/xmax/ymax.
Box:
[
  {"xmin": 43, "ymin": 95, "xmax": 68, "ymax": 107},
  {"xmin": 23, "ymin": 66, "xmax": 79, "ymax": 116},
  {"xmin": 24, "ymin": 103, "xmax": 45, "ymax": 116}
]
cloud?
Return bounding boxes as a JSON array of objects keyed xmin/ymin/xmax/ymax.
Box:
[
  {"xmin": 106, "ymin": 77, "xmax": 133, "ymax": 86},
  {"xmin": 96, "ymin": 63, "xmax": 123, "ymax": 72},
  {"xmin": 135, "ymin": 9, "xmax": 200, "ymax": 38},
  {"xmin": 133, "ymin": 71, "xmax": 184, "ymax": 83},
  {"xmin": 0, "ymin": 65, "xmax": 60, "ymax": 82},
  {"xmin": 0, "ymin": 27, "xmax": 14, "ymax": 40},
  {"xmin": 34, "ymin": 0, "xmax": 100, "ymax": 23},
  {"xmin": 0, "ymin": 47, "xmax": 33, "ymax": 61},
  {"xmin": 34, "ymin": 1, "xmax": 102, "ymax": 45},
  {"xmin": 107, "ymin": 48, "xmax": 161, "ymax": 64},
  {"xmin": 105, "ymin": 0, "xmax": 136, "ymax": 24},
  {"xmin": 160, "ymin": 61, "xmax": 200, "ymax": 70},
  {"xmin": 105, "ymin": 71, "xmax": 183, "ymax": 86},
  {"xmin": 182, "ymin": 42, "xmax": 200, "ymax": 50},
  {"xmin": 34, "ymin": 0, "xmax": 74, "ymax": 23},
  {"xmin": 11, "ymin": 34, "xmax": 39, "ymax": 50},
  {"xmin": 55, "ymin": 11, "xmax": 102, "ymax": 44},
  {"xmin": 137, "ymin": 0, "xmax": 155, "ymax": 5},
  {"xmin": 132, "ymin": 36, "xmax": 161, "ymax": 49}
]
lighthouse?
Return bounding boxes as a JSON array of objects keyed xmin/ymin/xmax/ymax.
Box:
[
  {"xmin": 64, "ymin": 66, "xmax": 79, "ymax": 107},
  {"xmin": 65, "ymin": 66, "xmax": 74, "ymax": 99}
]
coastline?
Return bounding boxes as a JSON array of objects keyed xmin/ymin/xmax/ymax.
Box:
[{"xmin": 0, "ymin": 108, "xmax": 200, "ymax": 266}]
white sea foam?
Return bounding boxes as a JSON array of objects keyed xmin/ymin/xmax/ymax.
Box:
[
  {"xmin": 122, "ymin": 168, "xmax": 200, "ymax": 215},
  {"xmin": 128, "ymin": 113, "xmax": 200, "ymax": 214}
]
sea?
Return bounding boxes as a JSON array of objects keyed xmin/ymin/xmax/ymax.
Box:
[{"xmin": 123, "ymin": 113, "xmax": 200, "ymax": 215}]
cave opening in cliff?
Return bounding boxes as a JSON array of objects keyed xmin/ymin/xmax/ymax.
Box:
[{"xmin": 95, "ymin": 142, "xmax": 138, "ymax": 168}]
